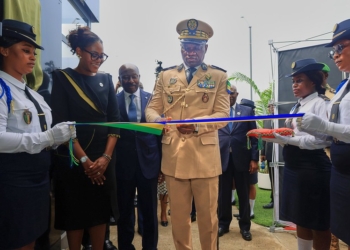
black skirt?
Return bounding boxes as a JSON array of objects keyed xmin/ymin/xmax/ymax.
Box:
[
  {"xmin": 0, "ymin": 151, "xmax": 50, "ymax": 249},
  {"xmin": 281, "ymin": 145, "xmax": 331, "ymax": 230}
]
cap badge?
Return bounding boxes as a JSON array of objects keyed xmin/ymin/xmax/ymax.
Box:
[
  {"xmin": 333, "ymin": 23, "xmax": 338, "ymax": 33},
  {"xmin": 291, "ymin": 62, "xmax": 296, "ymax": 69},
  {"xmin": 187, "ymin": 19, "xmax": 198, "ymax": 35},
  {"xmin": 31, "ymin": 26, "xmax": 35, "ymax": 34}
]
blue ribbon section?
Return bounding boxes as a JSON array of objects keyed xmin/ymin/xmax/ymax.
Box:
[
  {"xmin": 0, "ymin": 78, "xmax": 12, "ymax": 113},
  {"xmin": 164, "ymin": 113, "xmax": 304, "ymax": 124}
]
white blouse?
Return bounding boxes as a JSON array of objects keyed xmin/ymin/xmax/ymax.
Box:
[
  {"xmin": 292, "ymin": 92, "xmax": 331, "ymax": 149},
  {"xmin": 0, "ymin": 71, "xmax": 52, "ymax": 153}
]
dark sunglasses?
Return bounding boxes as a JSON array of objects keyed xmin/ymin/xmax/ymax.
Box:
[
  {"xmin": 329, "ymin": 43, "xmax": 350, "ymax": 59},
  {"xmin": 82, "ymin": 48, "xmax": 108, "ymax": 61}
]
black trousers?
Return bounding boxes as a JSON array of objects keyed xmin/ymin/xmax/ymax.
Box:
[
  {"xmin": 117, "ymin": 165, "xmax": 158, "ymax": 250},
  {"xmin": 219, "ymin": 154, "xmax": 251, "ymax": 231}
]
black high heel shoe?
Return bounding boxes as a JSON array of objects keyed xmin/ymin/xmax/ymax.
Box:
[{"xmin": 160, "ymin": 220, "xmax": 168, "ymax": 227}]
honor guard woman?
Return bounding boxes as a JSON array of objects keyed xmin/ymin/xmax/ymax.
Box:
[
  {"xmin": 263, "ymin": 59, "xmax": 332, "ymax": 250},
  {"xmin": 0, "ymin": 19, "xmax": 75, "ymax": 250},
  {"xmin": 146, "ymin": 18, "xmax": 230, "ymax": 250},
  {"xmin": 51, "ymin": 26, "xmax": 120, "ymax": 250},
  {"xmin": 298, "ymin": 19, "xmax": 350, "ymax": 249}
]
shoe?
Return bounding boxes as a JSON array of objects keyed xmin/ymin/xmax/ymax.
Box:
[
  {"xmin": 240, "ymin": 230, "xmax": 252, "ymax": 241},
  {"xmin": 218, "ymin": 227, "xmax": 229, "ymax": 237},
  {"xmin": 191, "ymin": 214, "xmax": 196, "ymax": 223},
  {"xmin": 263, "ymin": 202, "xmax": 274, "ymax": 209},
  {"xmin": 82, "ymin": 245, "xmax": 92, "ymax": 250},
  {"xmin": 161, "ymin": 221, "xmax": 168, "ymax": 227},
  {"xmin": 104, "ymin": 240, "xmax": 118, "ymax": 250},
  {"xmin": 231, "ymin": 200, "xmax": 236, "ymax": 206},
  {"xmin": 233, "ymin": 213, "xmax": 240, "ymax": 217}
]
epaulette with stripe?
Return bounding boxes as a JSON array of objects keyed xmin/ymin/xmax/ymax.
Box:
[
  {"xmin": 318, "ymin": 94, "xmax": 330, "ymax": 101},
  {"xmin": 162, "ymin": 65, "xmax": 177, "ymax": 71},
  {"xmin": 209, "ymin": 65, "xmax": 227, "ymax": 72}
]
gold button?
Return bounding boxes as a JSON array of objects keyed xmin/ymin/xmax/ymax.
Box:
[{"xmin": 182, "ymin": 138, "xmax": 185, "ymax": 142}]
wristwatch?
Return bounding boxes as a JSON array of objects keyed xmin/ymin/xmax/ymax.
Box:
[{"xmin": 80, "ymin": 156, "xmax": 89, "ymax": 163}]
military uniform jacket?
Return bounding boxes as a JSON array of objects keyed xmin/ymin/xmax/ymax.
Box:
[{"xmin": 146, "ymin": 63, "xmax": 230, "ymax": 179}]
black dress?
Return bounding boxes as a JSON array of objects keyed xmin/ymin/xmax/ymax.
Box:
[
  {"xmin": 281, "ymin": 145, "xmax": 331, "ymax": 230},
  {"xmin": 51, "ymin": 68, "xmax": 120, "ymax": 230}
]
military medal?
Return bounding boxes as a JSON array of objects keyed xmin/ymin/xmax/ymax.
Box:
[
  {"xmin": 167, "ymin": 95, "xmax": 173, "ymax": 103},
  {"xmin": 169, "ymin": 78, "xmax": 177, "ymax": 84},
  {"xmin": 23, "ymin": 109, "xmax": 32, "ymax": 124},
  {"xmin": 202, "ymin": 93, "xmax": 209, "ymax": 103}
]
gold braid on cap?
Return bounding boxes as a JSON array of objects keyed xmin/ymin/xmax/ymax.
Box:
[{"xmin": 179, "ymin": 30, "xmax": 209, "ymax": 40}]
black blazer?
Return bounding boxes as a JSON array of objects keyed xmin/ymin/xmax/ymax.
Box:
[{"xmin": 218, "ymin": 104, "xmax": 259, "ymax": 172}]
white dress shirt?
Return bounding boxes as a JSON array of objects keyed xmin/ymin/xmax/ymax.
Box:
[
  {"xmin": 292, "ymin": 92, "xmax": 331, "ymax": 149},
  {"xmin": 327, "ymin": 78, "xmax": 350, "ymax": 125},
  {"xmin": 0, "ymin": 71, "xmax": 52, "ymax": 153},
  {"xmin": 124, "ymin": 88, "xmax": 141, "ymax": 122}
]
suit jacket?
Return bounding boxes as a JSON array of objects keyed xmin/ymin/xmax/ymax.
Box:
[
  {"xmin": 261, "ymin": 119, "xmax": 273, "ymax": 162},
  {"xmin": 145, "ymin": 63, "xmax": 230, "ymax": 179},
  {"xmin": 219, "ymin": 104, "xmax": 259, "ymax": 172},
  {"xmin": 115, "ymin": 89, "xmax": 161, "ymax": 180}
]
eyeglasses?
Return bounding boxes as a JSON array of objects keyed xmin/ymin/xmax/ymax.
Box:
[
  {"xmin": 82, "ymin": 48, "xmax": 108, "ymax": 61},
  {"xmin": 329, "ymin": 42, "xmax": 350, "ymax": 59}
]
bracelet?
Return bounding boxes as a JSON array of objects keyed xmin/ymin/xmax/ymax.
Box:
[{"xmin": 102, "ymin": 153, "xmax": 112, "ymax": 161}]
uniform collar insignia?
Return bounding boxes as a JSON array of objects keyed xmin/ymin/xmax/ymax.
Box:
[{"xmin": 178, "ymin": 64, "xmax": 184, "ymax": 71}]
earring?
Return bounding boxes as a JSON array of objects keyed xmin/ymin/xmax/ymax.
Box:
[{"xmin": 77, "ymin": 54, "xmax": 81, "ymax": 59}]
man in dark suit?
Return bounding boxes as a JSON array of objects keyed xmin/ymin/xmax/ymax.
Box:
[
  {"xmin": 218, "ymin": 85, "xmax": 259, "ymax": 241},
  {"xmin": 115, "ymin": 64, "xmax": 161, "ymax": 250},
  {"xmin": 261, "ymin": 101, "xmax": 275, "ymax": 209}
]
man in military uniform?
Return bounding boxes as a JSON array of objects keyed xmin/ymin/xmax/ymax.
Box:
[{"xmin": 145, "ymin": 18, "xmax": 230, "ymax": 250}]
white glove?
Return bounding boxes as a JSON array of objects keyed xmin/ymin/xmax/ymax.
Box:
[
  {"xmin": 263, "ymin": 132, "xmax": 300, "ymax": 147},
  {"xmin": 298, "ymin": 113, "xmax": 350, "ymax": 143},
  {"xmin": 297, "ymin": 113, "xmax": 328, "ymax": 134},
  {"xmin": 45, "ymin": 121, "xmax": 76, "ymax": 146}
]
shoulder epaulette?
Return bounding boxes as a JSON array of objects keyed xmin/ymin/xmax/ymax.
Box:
[
  {"xmin": 162, "ymin": 65, "xmax": 177, "ymax": 71},
  {"xmin": 209, "ymin": 65, "xmax": 227, "ymax": 72},
  {"xmin": 318, "ymin": 94, "xmax": 330, "ymax": 101}
]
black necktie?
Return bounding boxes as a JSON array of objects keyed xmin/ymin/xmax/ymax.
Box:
[
  {"xmin": 285, "ymin": 102, "xmax": 301, "ymax": 128},
  {"xmin": 329, "ymin": 81, "xmax": 350, "ymax": 123},
  {"xmin": 187, "ymin": 67, "xmax": 196, "ymax": 83},
  {"xmin": 24, "ymin": 86, "xmax": 47, "ymax": 131}
]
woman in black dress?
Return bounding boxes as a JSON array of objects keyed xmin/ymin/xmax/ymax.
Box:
[
  {"xmin": 0, "ymin": 19, "xmax": 75, "ymax": 250},
  {"xmin": 263, "ymin": 59, "xmax": 332, "ymax": 250},
  {"xmin": 51, "ymin": 26, "xmax": 120, "ymax": 250}
]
